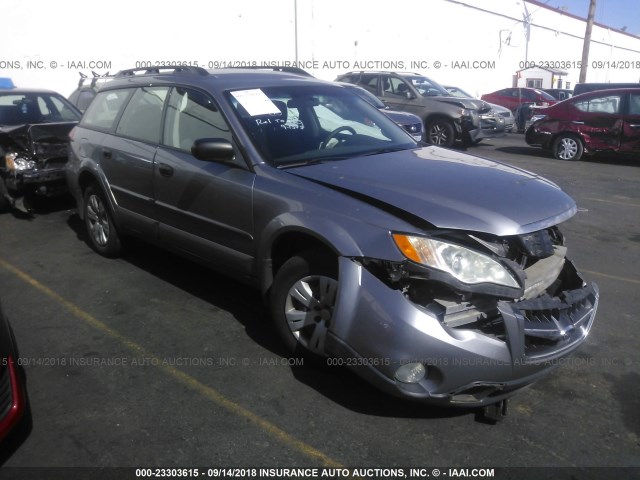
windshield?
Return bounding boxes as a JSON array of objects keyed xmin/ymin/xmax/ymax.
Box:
[
  {"xmin": 0, "ymin": 92, "xmax": 81, "ymax": 126},
  {"xmin": 342, "ymin": 84, "xmax": 386, "ymax": 109},
  {"xmin": 536, "ymin": 89, "xmax": 558, "ymax": 101},
  {"xmin": 228, "ymin": 85, "xmax": 415, "ymax": 167},
  {"xmin": 410, "ymin": 77, "xmax": 451, "ymax": 97},
  {"xmin": 445, "ymin": 86, "xmax": 473, "ymax": 98}
]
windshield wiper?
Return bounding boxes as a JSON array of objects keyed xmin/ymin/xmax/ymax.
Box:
[
  {"xmin": 277, "ymin": 154, "xmax": 351, "ymax": 169},
  {"xmin": 361, "ymin": 146, "xmax": 410, "ymax": 156}
]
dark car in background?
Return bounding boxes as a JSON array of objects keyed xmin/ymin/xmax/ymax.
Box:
[
  {"xmin": 543, "ymin": 89, "xmax": 573, "ymax": 101},
  {"xmin": 338, "ymin": 82, "xmax": 423, "ymax": 141},
  {"xmin": 481, "ymin": 87, "xmax": 557, "ymax": 112},
  {"xmin": 65, "ymin": 66, "xmax": 599, "ymax": 415},
  {"xmin": 0, "ymin": 299, "xmax": 27, "ymax": 443},
  {"xmin": 526, "ymin": 88, "xmax": 640, "ymax": 161},
  {"xmin": 573, "ymin": 82, "xmax": 640, "ymax": 96},
  {"xmin": 0, "ymin": 89, "xmax": 81, "ymax": 212},
  {"xmin": 68, "ymin": 72, "xmax": 115, "ymax": 113},
  {"xmin": 336, "ymin": 71, "xmax": 505, "ymax": 147}
]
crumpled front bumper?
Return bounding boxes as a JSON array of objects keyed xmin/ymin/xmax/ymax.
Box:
[
  {"xmin": 462, "ymin": 113, "xmax": 507, "ymax": 141},
  {"xmin": 4, "ymin": 166, "xmax": 68, "ymax": 198},
  {"xmin": 326, "ymin": 257, "xmax": 598, "ymax": 407}
]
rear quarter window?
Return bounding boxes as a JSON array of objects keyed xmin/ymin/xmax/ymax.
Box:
[
  {"xmin": 81, "ymin": 89, "xmax": 133, "ymax": 130},
  {"xmin": 573, "ymin": 95, "xmax": 621, "ymax": 114},
  {"xmin": 115, "ymin": 87, "xmax": 169, "ymax": 143}
]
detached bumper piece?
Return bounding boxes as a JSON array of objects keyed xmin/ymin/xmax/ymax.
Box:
[{"xmin": 500, "ymin": 262, "xmax": 599, "ymax": 364}]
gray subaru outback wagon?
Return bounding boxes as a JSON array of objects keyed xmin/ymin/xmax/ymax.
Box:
[{"xmin": 66, "ymin": 66, "xmax": 598, "ymax": 415}]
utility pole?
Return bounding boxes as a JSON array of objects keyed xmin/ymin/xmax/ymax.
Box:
[{"xmin": 579, "ymin": 0, "xmax": 597, "ymax": 83}]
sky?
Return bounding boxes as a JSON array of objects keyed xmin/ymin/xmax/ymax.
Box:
[{"xmin": 540, "ymin": 0, "xmax": 640, "ymax": 36}]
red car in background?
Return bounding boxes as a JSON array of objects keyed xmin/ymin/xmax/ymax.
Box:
[
  {"xmin": 481, "ymin": 87, "xmax": 557, "ymax": 112},
  {"xmin": 0, "ymin": 298, "xmax": 28, "ymax": 444},
  {"xmin": 525, "ymin": 88, "xmax": 640, "ymax": 161}
]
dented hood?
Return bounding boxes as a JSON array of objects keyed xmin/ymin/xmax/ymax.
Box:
[
  {"xmin": 289, "ymin": 146, "xmax": 577, "ymax": 236},
  {"xmin": 434, "ymin": 96, "xmax": 491, "ymax": 113}
]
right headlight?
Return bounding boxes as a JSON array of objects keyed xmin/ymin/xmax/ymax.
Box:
[
  {"xmin": 530, "ymin": 114, "xmax": 547, "ymax": 123},
  {"xmin": 5, "ymin": 152, "xmax": 36, "ymax": 171},
  {"xmin": 392, "ymin": 233, "xmax": 519, "ymax": 288}
]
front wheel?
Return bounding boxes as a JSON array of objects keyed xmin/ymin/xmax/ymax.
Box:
[
  {"xmin": 83, "ymin": 184, "xmax": 122, "ymax": 257},
  {"xmin": 425, "ymin": 119, "xmax": 455, "ymax": 147},
  {"xmin": 269, "ymin": 253, "xmax": 338, "ymax": 358},
  {"xmin": 553, "ymin": 134, "xmax": 583, "ymax": 161}
]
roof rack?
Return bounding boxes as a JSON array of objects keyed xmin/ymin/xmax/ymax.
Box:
[
  {"xmin": 115, "ymin": 66, "xmax": 209, "ymax": 77},
  {"xmin": 223, "ymin": 66, "xmax": 313, "ymax": 77},
  {"xmin": 77, "ymin": 71, "xmax": 114, "ymax": 88}
]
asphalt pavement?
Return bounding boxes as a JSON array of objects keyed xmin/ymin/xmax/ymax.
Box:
[{"xmin": 0, "ymin": 134, "xmax": 638, "ymax": 479}]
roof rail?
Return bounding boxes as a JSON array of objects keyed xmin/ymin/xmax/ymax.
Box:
[
  {"xmin": 115, "ymin": 66, "xmax": 209, "ymax": 77},
  {"xmin": 224, "ymin": 65, "xmax": 313, "ymax": 77}
]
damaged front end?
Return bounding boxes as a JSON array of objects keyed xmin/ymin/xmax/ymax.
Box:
[
  {"xmin": 327, "ymin": 226, "xmax": 598, "ymax": 407},
  {"xmin": 0, "ymin": 123, "xmax": 75, "ymax": 213}
]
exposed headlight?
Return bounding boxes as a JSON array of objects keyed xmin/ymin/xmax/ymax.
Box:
[
  {"xmin": 392, "ymin": 233, "xmax": 519, "ymax": 288},
  {"xmin": 530, "ymin": 114, "xmax": 547, "ymax": 123},
  {"xmin": 5, "ymin": 152, "xmax": 36, "ymax": 171},
  {"xmin": 459, "ymin": 108, "xmax": 476, "ymax": 118}
]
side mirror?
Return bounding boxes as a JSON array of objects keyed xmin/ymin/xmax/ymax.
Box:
[
  {"xmin": 191, "ymin": 138, "xmax": 235, "ymax": 162},
  {"xmin": 405, "ymin": 91, "xmax": 415, "ymax": 100}
]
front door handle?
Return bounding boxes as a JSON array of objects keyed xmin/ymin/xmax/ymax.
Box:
[{"xmin": 158, "ymin": 163, "xmax": 174, "ymax": 177}]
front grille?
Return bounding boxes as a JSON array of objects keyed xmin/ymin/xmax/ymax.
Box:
[
  {"xmin": 0, "ymin": 363, "xmax": 12, "ymax": 420},
  {"xmin": 521, "ymin": 289, "xmax": 598, "ymax": 360}
]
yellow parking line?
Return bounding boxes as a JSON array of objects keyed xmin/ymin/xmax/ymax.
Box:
[
  {"xmin": 0, "ymin": 256, "xmax": 344, "ymax": 468},
  {"xmin": 581, "ymin": 269, "xmax": 640, "ymax": 285}
]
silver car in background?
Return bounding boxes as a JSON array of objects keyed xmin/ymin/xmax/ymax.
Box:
[
  {"xmin": 444, "ymin": 85, "xmax": 516, "ymax": 133},
  {"xmin": 66, "ymin": 67, "xmax": 598, "ymax": 418}
]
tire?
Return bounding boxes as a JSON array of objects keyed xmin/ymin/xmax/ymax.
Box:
[
  {"xmin": 269, "ymin": 253, "xmax": 338, "ymax": 358},
  {"xmin": 553, "ymin": 134, "xmax": 583, "ymax": 161},
  {"xmin": 0, "ymin": 178, "xmax": 10, "ymax": 213},
  {"xmin": 425, "ymin": 119, "xmax": 455, "ymax": 147},
  {"xmin": 83, "ymin": 184, "xmax": 122, "ymax": 257}
]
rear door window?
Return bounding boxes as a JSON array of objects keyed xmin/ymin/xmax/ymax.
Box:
[
  {"xmin": 116, "ymin": 87, "xmax": 169, "ymax": 143},
  {"xmin": 82, "ymin": 89, "xmax": 133, "ymax": 131}
]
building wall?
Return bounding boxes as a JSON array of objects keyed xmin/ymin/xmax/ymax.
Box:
[{"xmin": 1, "ymin": 0, "xmax": 639, "ymax": 97}]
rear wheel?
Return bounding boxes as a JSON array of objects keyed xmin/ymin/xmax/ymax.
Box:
[
  {"xmin": 553, "ymin": 134, "xmax": 583, "ymax": 161},
  {"xmin": 270, "ymin": 253, "xmax": 338, "ymax": 358},
  {"xmin": 83, "ymin": 184, "xmax": 122, "ymax": 257},
  {"xmin": 425, "ymin": 119, "xmax": 455, "ymax": 147}
]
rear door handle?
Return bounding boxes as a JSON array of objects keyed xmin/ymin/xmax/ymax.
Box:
[
  {"xmin": 629, "ymin": 124, "xmax": 640, "ymax": 128},
  {"xmin": 158, "ymin": 163, "xmax": 174, "ymax": 177},
  {"xmin": 571, "ymin": 121, "xmax": 585, "ymax": 125}
]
